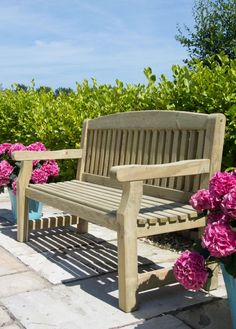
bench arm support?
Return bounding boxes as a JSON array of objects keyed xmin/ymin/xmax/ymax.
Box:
[
  {"xmin": 11, "ymin": 149, "xmax": 83, "ymax": 161},
  {"xmin": 110, "ymin": 159, "xmax": 210, "ymax": 182}
]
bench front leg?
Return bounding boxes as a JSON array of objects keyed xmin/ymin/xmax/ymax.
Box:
[
  {"xmin": 117, "ymin": 180, "xmax": 143, "ymax": 312},
  {"xmin": 16, "ymin": 161, "xmax": 33, "ymax": 242}
]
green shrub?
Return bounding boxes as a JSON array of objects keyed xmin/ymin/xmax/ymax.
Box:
[
  {"xmin": 155, "ymin": 53, "xmax": 236, "ymax": 169},
  {"xmin": 0, "ymin": 54, "xmax": 235, "ymax": 180}
]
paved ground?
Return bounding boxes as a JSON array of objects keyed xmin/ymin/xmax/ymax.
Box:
[{"xmin": 0, "ymin": 191, "xmax": 232, "ymax": 329}]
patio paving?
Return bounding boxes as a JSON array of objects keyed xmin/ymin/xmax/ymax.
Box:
[{"xmin": 0, "ymin": 191, "xmax": 232, "ymax": 329}]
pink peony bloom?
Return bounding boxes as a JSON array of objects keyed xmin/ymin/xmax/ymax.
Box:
[
  {"xmin": 11, "ymin": 179, "xmax": 17, "ymax": 194},
  {"xmin": 26, "ymin": 142, "xmax": 46, "ymax": 152},
  {"xmin": 0, "ymin": 143, "xmax": 12, "ymax": 156},
  {"xmin": 41, "ymin": 160, "xmax": 59, "ymax": 177},
  {"xmin": 174, "ymin": 250, "xmax": 209, "ymax": 291},
  {"xmin": 31, "ymin": 168, "xmax": 49, "ymax": 184},
  {"xmin": 8, "ymin": 143, "xmax": 26, "ymax": 156},
  {"xmin": 202, "ymin": 221, "xmax": 236, "ymax": 257},
  {"xmin": 221, "ymin": 187, "xmax": 236, "ymax": 219},
  {"xmin": 26, "ymin": 142, "xmax": 47, "ymax": 166},
  {"xmin": 207, "ymin": 211, "xmax": 230, "ymax": 224},
  {"xmin": 209, "ymin": 171, "xmax": 236, "ymax": 202},
  {"xmin": 190, "ymin": 189, "xmax": 214, "ymax": 213},
  {"xmin": 0, "ymin": 160, "xmax": 14, "ymax": 186}
]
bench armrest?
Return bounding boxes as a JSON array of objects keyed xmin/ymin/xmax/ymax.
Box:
[
  {"xmin": 110, "ymin": 159, "xmax": 210, "ymax": 182},
  {"xmin": 11, "ymin": 149, "xmax": 83, "ymax": 161}
]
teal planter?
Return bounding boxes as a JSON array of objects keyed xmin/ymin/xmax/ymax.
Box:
[
  {"xmin": 8, "ymin": 188, "xmax": 43, "ymax": 224},
  {"xmin": 221, "ymin": 263, "xmax": 236, "ymax": 329}
]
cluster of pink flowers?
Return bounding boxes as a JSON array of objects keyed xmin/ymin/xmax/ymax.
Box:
[
  {"xmin": 0, "ymin": 142, "xmax": 59, "ymax": 194},
  {"xmin": 174, "ymin": 170, "xmax": 236, "ymax": 290},
  {"xmin": 174, "ymin": 251, "xmax": 209, "ymax": 291}
]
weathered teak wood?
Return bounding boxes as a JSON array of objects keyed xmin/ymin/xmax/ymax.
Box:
[{"xmin": 11, "ymin": 110, "xmax": 226, "ymax": 312}]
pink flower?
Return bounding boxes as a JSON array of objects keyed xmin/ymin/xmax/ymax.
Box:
[
  {"xmin": 202, "ymin": 221, "xmax": 236, "ymax": 257},
  {"xmin": 11, "ymin": 179, "xmax": 17, "ymax": 194},
  {"xmin": 41, "ymin": 160, "xmax": 59, "ymax": 177},
  {"xmin": 8, "ymin": 143, "xmax": 26, "ymax": 156},
  {"xmin": 221, "ymin": 187, "xmax": 236, "ymax": 219},
  {"xmin": 0, "ymin": 143, "xmax": 12, "ymax": 156},
  {"xmin": 209, "ymin": 171, "xmax": 236, "ymax": 202},
  {"xmin": 26, "ymin": 142, "xmax": 46, "ymax": 152},
  {"xmin": 174, "ymin": 250, "xmax": 209, "ymax": 291},
  {"xmin": 0, "ymin": 160, "xmax": 14, "ymax": 186},
  {"xmin": 207, "ymin": 211, "xmax": 230, "ymax": 224},
  {"xmin": 190, "ymin": 189, "xmax": 214, "ymax": 213},
  {"xmin": 27, "ymin": 142, "xmax": 47, "ymax": 166},
  {"xmin": 31, "ymin": 168, "xmax": 49, "ymax": 184}
]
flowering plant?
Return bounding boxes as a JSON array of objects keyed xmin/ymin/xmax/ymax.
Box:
[
  {"xmin": 174, "ymin": 170, "xmax": 236, "ymax": 291},
  {"xmin": 0, "ymin": 142, "xmax": 60, "ymax": 194}
]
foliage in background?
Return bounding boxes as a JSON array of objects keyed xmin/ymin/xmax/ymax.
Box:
[
  {"xmin": 176, "ymin": 0, "xmax": 236, "ymax": 61},
  {"xmin": 0, "ymin": 53, "xmax": 235, "ymax": 180},
  {"xmin": 155, "ymin": 53, "xmax": 236, "ymax": 169}
]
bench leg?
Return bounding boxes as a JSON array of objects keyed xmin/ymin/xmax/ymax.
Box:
[
  {"xmin": 16, "ymin": 161, "xmax": 32, "ymax": 243},
  {"xmin": 77, "ymin": 218, "xmax": 88, "ymax": 233},
  {"xmin": 17, "ymin": 196, "xmax": 29, "ymax": 242},
  {"xmin": 117, "ymin": 228, "xmax": 138, "ymax": 312},
  {"xmin": 117, "ymin": 181, "xmax": 143, "ymax": 312}
]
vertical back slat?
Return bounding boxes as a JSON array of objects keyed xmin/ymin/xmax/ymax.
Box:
[
  {"xmin": 119, "ymin": 130, "xmax": 128, "ymax": 165},
  {"xmin": 175, "ymin": 130, "xmax": 188, "ymax": 190},
  {"xmin": 124, "ymin": 130, "xmax": 133, "ymax": 165},
  {"xmin": 147, "ymin": 130, "xmax": 158, "ymax": 185},
  {"xmin": 130, "ymin": 130, "xmax": 139, "ymax": 164},
  {"xmin": 103, "ymin": 130, "xmax": 112, "ymax": 176},
  {"xmin": 183, "ymin": 131, "xmax": 197, "ymax": 191},
  {"xmin": 154, "ymin": 131, "xmax": 165, "ymax": 186},
  {"xmin": 136, "ymin": 130, "xmax": 145, "ymax": 164},
  {"xmin": 192, "ymin": 130, "xmax": 205, "ymax": 191},
  {"xmin": 89, "ymin": 129, "xmax": 97, "ymax": 174},
  {"xmin": 108, "ymin": 130, "xmax": 117, "ymax": 171},
  {"xmin": 93, "ymin": 129, "xmax": 102, "ymax": 175},
  {"xmin": 98, "ymin": 130, "xmax": 107, "ymax": 175},
  {"xmin": 160, "ymin": 130, "xmax": 172, "ymax": 187},
  {"xmin": 114, "ymin": 130, "xmax": 122, "ymax": 166},
  {"xmin": 168, "ymin": 130, "xmax": 179, "ymax": 188},
  {"xmin": 84, "ymin": 130, "xmax": 93, "ymax": 173}
]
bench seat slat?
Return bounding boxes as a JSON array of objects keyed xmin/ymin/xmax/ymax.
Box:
[{"xmin": 27, "ymin": 180, "xmax": 199, "ymax": 228}]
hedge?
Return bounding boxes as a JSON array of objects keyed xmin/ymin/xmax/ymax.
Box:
[{"xmin": 0, "ymin": 53, "xmax": 235, "ymax": 180}]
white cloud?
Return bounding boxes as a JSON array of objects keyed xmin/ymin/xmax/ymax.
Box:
[{"xmin": 0, "ymin": 0, "xmax": 192, "ymax": 88}]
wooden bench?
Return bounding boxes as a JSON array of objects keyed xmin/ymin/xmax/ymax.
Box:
[{"xmin": 12, "ymin": 110, "xmax": 226, "ymax": 312}]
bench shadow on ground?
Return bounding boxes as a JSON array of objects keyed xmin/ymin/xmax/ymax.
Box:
[{"xmin": 0, "ymin": 211, "xmax": 217, "ymax": 325}]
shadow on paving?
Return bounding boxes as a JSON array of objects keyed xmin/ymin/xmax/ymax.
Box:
[{"xmin": 0, "ymin": 211, "xmax": 219, "ymax": 320}]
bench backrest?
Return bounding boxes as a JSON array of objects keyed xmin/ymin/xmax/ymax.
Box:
[{"xmin": 78, "ymin": 110, "xmax": 225, "ymax": 202}]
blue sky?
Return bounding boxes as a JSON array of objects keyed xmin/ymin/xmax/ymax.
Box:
[{"xmin": 0, "ymin": 0, "xmax": 195, "ymax": 89}]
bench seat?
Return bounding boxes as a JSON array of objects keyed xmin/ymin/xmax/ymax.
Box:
[{"xmin": 27, "ymin": 180, "xmax": 204, "ymax": 235}]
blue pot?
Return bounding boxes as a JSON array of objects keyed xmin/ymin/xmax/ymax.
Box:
[
  {"xmin": 221, "ymin": 263, "xmax": 236, "ymax": 329},
  {"xmin": 8, "ymin": 188, "xmax": 43, "ymax": 224}
]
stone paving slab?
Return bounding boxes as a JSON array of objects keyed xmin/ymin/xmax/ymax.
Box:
[
  {"xmin": 0, "ymin": 305, "xmax": 12, "ymax": 327},
  {"xmin": 0, "ymin": 304, "xmax": 23, "ymax": 329},
  {"xmin": 120, "ymin": 314, "xmax": 191, "ymax": 329},
  {"xmin": 1, "ymin": 281, "xmax": 216, "ymax": 329},
  {"xmin": 0, "ymin": 271, "xmax": 50, "ymax": 298},
  {"xmin": 3, "ymin": 323, "xmax": 24, "ymax": 329},
  {"xmin": 176, "ymin": 299, "xmax": 232, "ymax": 329},
  {"xmin": 0, "ymin": 247, "xmax": 26, "ymax": 276}
]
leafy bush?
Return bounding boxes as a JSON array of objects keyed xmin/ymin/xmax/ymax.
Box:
[
  {"xmin": 155, "ymin": 53, "xmax": 236, "ymax": 169},
  {"xmin": 0, "ymin": 78, "xmax": 158, "ymax": 180},
  {"xmin": 0, "ymin": 54, "xmax": 235, "ymax": 180}
]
